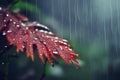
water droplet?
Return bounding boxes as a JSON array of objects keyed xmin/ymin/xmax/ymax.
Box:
[
  {"xmin": 46, "ymin": 35, "xmax": 52, "ymax": 38},
  {"xmin": 63, "ymin": 39, "xmax": 68, "ymax": 42},
  {"xmin": 53, "ymin": 51, "xmax": 58, "ymax": 54},
  {"xmin": 4, "ymin": 20, "xmax": 6, "ymax": 22},
  {"xmin": 39, "ymin": 30, "xmax": 44, "ymax": 32},
  {"xmin": 48, "ymin": 32, "xmax": 53, "ymax": 35},
  {"xmin": 26, "ymin": 27, "xmax": 29, "ymax": 30},
  {"xmin": 65, "ymin": 47, "xmax": 68, "ymax": 48},
  {"xmin": 22, "ymin": 45, "xmax": 25, "ymax": 48},
  {"xmin": 13, "ymin": 38, "xmax": 15, "ymax": 41},
  {"xmin": 34, "ymin": 37, "xmax": 38, "ymax": 40},
  {"xmin": 4, "ymin": 46, "xmax": 7, "ymax": 48},
  {"xmin": 63, "ymin": 42, "xmax": 67, "ymax": 45},
  {"xmin": 55, "ymin": 37, "xmax": 58, "ymax": 39},
  {"xmin": 6, "ymin": 14, "xmax": 9, "ymax": 16},
  {"xmin": 35, "ymin": 29, "xmax": 38, "ymax": 31},
  {"xmin": 37, "ymin": 23, "xmax": 41, "ymax": 26},
  {"xmin": 43, "ymin": 42, "xmax": 46, "ymax": 44},
  {"xmin": 59, "ymin": 41, "xmax": 63, "ymax": 43},
  {"xmin": 2, "ymin": 32, "xmax": 6, "ymax": 35},
  {"xmin": 69, "ymin": 48, "xmax": 72, "ymax": 51},
  {"xmin": 37, "ymin": 23, "xmax": 48, "ymax": 29},
  {"xmin": 2, "ymin": 62, "xmax": 4, "ymax": 65},
  {"xmin": 0, "ymin": 7, "xmax": 2, "ymax": 10},
  {"xmin": 21, "ymin": 23, "xmax": 25, "ymax": 26},
  {"xmin": 44, "ymin": 31, "xmax": 48, "ymax": 33},
  {"xmin": 60, "ymin": 46, "xmax": 63, "ymax": 50},
  {"xmin": 10, "ymin": 19, "xmax": 12, "ymax": 21},
  {"xmin": 13, "ymin": 22, "xmax": 16, "ymax": 24},
  {"xmin": 7, "ymin": 30, "xmax": 12, "ymax": 33},
  {"xmin": 16, "ymin": 25, "xmax": 20, "ymax": 27},
  {"xmin": 54, "ymin": 40, "xmax": 58, "ymax": 42}
]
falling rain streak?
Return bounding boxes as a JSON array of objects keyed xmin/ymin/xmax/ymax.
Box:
[{"xmin": 0, "ymin": 0, "xmax": 119, "ymax": 80}]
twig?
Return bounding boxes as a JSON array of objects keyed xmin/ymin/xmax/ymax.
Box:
[
  {"xmin": 40, "ymin": 59, "xmax": 47, "ymax": 80},
  {"xmin": 0, "ymin": 45, "xmax": 12, "ymax": 80}
]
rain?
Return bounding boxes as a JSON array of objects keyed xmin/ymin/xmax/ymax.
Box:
[{"xmin": 33, "ymin": 0, "xmax": 120, "ymax": 80}]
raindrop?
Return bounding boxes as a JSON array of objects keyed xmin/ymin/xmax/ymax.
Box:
[
  {"xmin": 13, "ymin": 22, "xmax": 16, "ymax": 24},
  {"xmin": 55, "ymin": 37, "xmax": 58, "ymax": 39},
  {"xmin": 0, "ymin": 7, "xmax": 2, "ymax": 10},
  {"xmin": 43, "ymin": 42, "xmax": 46, "ymax": 44},
  {"xmin": 39, "ymin": 30, "xmax": 44, "ymax": 32},
  {"xmin": 35, "ymin": 29, "xmax": 38, "ymax": 31},
  {"xmin": 63, "ymin": 42, "xmax": 67, "ymax": 45},
  {"xmin": 4, "ymin": 20, "xmax": 6, "ymax": 22},
  {"xmin": 34, "ymin": 37, "xmax": 38, "ymax": 40},
  {"xmin": 2, "ymin": 62, "xmax": 4, "ymax": 65},
  {"xmin": 4, "ymin": 46, "xmax": 7, "ymax": 48},
  {"xmin": 7, "ymin": 30, "xmax": 12, "ymax": 33},
  {"xmin": 62, "ymin": 39, "xmax": 68, "ymax": 42},
  {"xmin": 44, "ymin": 31, "xmax": 48, "ymax": 33},
  {"xmin": 16, "ymin": 25, "xmax": 20, "ymax": 27},
  {"xmin": 10, "ymin": 19, "xmax": 13, "ymax": 21},
  {"xmin": 60, "ymin": 46, "xmax": 63, "ymax": 50},
  {"xmin": 13, "ymin": 38, "xmax": 15, "ymax": 41},
  {"xmin": 6, "ymin": 14, "xmax": 9, "ymax": 16},
  {"xmin": 22, "ymin": 45, "xmax": 25, "ymax": 48},
  {"xmin": 2, "ymin": 32, "xmax": 6, "ymax": 35},
  {"xmin": 53, "ymin": 51, "xmax": 58, "ymax": 54},
  {"xmin": 48, "ymin": 32, "xmax": 53, "ymax": 35},
  {"xmin": 69, "ymin": 48, "xmax": 72, "ymax": 51},
  {"xmin": 26, "ymin": 27, "xmax": 29, "ymax": 30}
]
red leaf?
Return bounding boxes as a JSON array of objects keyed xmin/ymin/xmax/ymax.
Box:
[{"xmin": 0, "ymin": 7, "xmax": 80, "ymax": 67}]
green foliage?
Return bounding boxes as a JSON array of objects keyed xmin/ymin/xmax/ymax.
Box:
[{"xmin": 11, "ymin": 0, "xmax": 41, "ymax": 14}]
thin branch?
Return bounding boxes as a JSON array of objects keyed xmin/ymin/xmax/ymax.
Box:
[{"xmin": 40, "ymin": 58, "xmax": 47, "ymax": 80}]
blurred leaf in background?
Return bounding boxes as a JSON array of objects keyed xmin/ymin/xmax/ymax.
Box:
[{"xmin": 11, "ymin": 0, "xmax": 40, "ymax": 13}]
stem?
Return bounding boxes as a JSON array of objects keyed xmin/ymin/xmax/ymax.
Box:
[
  {"xmin": 4, "ymin": 59, "xmax": 9, "ymax": 80},
  {"xmin": 0, "ymin": 45, "xmax": 14, "ymax": 80},
  {"xmin": 40, "ymin": 59, "xmax": 47, "ymax": 80}
]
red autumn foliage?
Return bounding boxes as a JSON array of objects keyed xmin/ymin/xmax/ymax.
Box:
[{"xmin": 0, "ymin": 7, "xmax": 80, "ymax": 67}]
